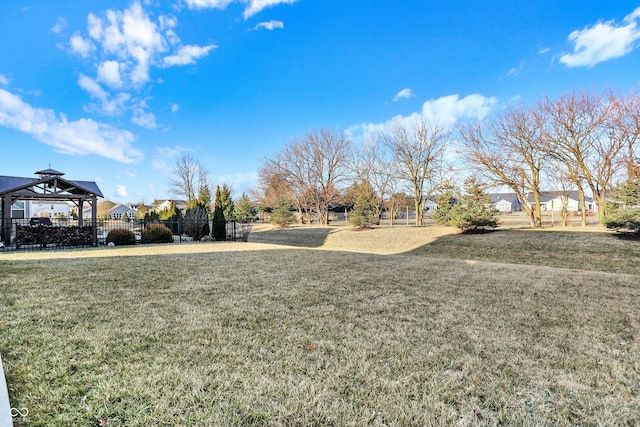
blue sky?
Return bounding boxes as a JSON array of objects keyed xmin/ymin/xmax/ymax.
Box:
[{"xmin": 1, "ymin": 1, "xmax": 640, "ymax": 203}]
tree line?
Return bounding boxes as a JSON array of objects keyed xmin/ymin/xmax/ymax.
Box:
[{"xmin": 254, "ymin": 88, "xmax": 640, "ymax": 232}]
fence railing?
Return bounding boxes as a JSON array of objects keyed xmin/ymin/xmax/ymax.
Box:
[{"xmin": 3, "ymin": 218, "xmax": 237, "ymax": 251}]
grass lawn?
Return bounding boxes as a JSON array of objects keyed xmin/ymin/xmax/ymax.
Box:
[{"xmin": 0, "ymin": 224, "xmax": 639, "ymax": 425}]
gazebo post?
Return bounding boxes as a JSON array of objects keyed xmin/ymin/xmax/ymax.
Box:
[
  {"xmin": 2, "ymin": 195, "xmax": 12, "ymax": 247},
  {"xmin": 91, "ymin": 195, "xmax": 98, "ymax": 246},
  {"xmin": 78, "ymin": 199, "xmax": 84, "ymax": 227}
]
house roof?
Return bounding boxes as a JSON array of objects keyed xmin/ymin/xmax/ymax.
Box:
[
  {"xmin": 526, "ymin": 191, "xmax": 593, "ymax": 203},
  {"xmin": 153, "ymin": 199, "xmax": 187, "ymax": 209},
  {"xmin": 489, "ymin": 193, "xmax": 520, "ymax": 203},
  {"xmin": 107, "ymin": 203, "xmax": 135, "ymax": 214}
]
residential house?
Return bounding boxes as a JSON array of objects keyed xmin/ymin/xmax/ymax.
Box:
[
  {"xmin": 525, "ymin": 191, "xmax": 596, "ymax": 212},
  {"xmin": 152, "ymin": 199, "xmax": 187, "ymax": 215},
  {"xmin": 424, "ymin": 198, "xmax": 438, "ymax": 211},
  {"xmin": 107, "ymin": 203, "xmax": 136, "ymax": 220},
  {"xmin": 29, "ymin": 201, "xmax": 72, "ymax": 218},
  {"xmin": 489, "ymin": 193, "xmax": 522, "ymax": 213}
]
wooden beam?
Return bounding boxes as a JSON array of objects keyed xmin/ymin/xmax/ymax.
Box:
[
  {"xmin": 1, "ymin": 195, "xmax": 11, "ymax": 247},
  {"xmin": 91, "ymin": 195, "xmax": 98, "ymax": 246}
]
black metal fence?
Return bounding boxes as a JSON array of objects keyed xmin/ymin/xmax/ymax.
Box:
[{"xmin": 2, "ymin": 218, "xmax": 237, "ymax": 251}]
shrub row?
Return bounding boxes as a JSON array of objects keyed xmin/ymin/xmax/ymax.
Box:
[{"xmin": 106, "ymin": 224, "xmax": 174, "ymax": 246}]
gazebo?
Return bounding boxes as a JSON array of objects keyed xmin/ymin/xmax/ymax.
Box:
[{"xmin": 0, "ymin": 169, "xmax": 103, "ymax": 248}]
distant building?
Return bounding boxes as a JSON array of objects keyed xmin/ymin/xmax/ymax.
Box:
[
  {"xmin": 107, "ymin": 203, "xmax": 136, "ymax": 220},
  {"xmin": 525, "ymin": 191, "xmax": 596, "ymax": 212},
  {"xmin": 489, "ymin": 193, "xmax": 522, "ymax": 213},
  {"xmin": 152, "ymin": 199, "xmax": 187, "ymax": 215}
]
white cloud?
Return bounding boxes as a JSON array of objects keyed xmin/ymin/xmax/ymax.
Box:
[
  {"xmin": 69, "ymin": 33, "xmax": 95, "ymax": 58},
  {"xmin": 78, "ymin": 74, "xmax": 108, "ymax": 99},
  {"xmin": 97, "ymin": 60, "xmax": 123, "ymax": 88},
  {"xmin": 244, "ymin": 0, "xmax": 297, "ymax": 19},
  {"xmin": 419, "ymin": 94, "xmax": 497, "ymax": 126},
  {"xmin": 87, "ymin": 12, "xmax": 103, "ymax": 40},
  {"xmin": 0, "ymin": 74, "xmax": 9, "ymax": 86},
  {"xmin": 51, "ymin": 17, "xmax": 68, "ymax": 34},
  {"xmin": 346, "ymin": 93, "xmax": 498, "ymax": 143},
  {"xmin": 85, "ymin": 2, "xmax": 167, "ymax": 86},
  {"xmin": 78, "ymin": 74, "xmax": 131, "ymax": 115},
  {"xmin": 171, "ymin": 103, "xmax": 179, "ymax": 112},
  {"xmin": 184, "ymin": 0, "xmax": 297, "ymax": 19},
  {"xmin": 116, "ymin": 184, "xmax": 128, "ymax": 197},
  {"xmin": 253, "ymin": 20, "xmax": 284, "ymax": 31},
  {"xmin": 393, "ymin": 88, "xmax": 415, "ymax": 102},
  {"xmin": 131, "ymin": 101, "xmax": 157, "ymax": 129},
  {"xmin": 539, "ymin": 47, "xmax": 550, "ymax": 54},
  {"xmin": 185, "ymin": 0, "xmax": 234, "ymax": 9},
  {"xmin": 67, "ymin": 1, "xmax": 217, "ymax": 126},
  {"xmin": 152, "ymin": 145, "xmax": 192, "ymax": 170},
  {"xmin": 163, "ymin": 44, "xmax": 217, "ymax": 66},
  {"xmin": 560, "ymin": 6, "xmax": 640, "ymax": 67},
  {"xmin": 0, "ymin": 88, "xmax": 141, "ymax": 163},
  {"xmin": 505, "ymin": 62, "xmax": 524, "ymax": 77}
]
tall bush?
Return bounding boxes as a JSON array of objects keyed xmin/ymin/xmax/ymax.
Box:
[
  {"xmin": 184, "ymin": 204, "xmax": 210, "ymax": 241},
  {"xmin": 212, "ymin": 186, "xmax": 227, "ymax": 240},
  {"xmin": 270, "ymin": 197, "xmax": 295, "ymax": 227},
  {"xmin": 604, "ymin": 181, "xmax": 640, "ymax": 235},
  {"xmin": 433, "ymin": 178, "xmax": 498, "ymax": 231},
  {"xmin": 349, "ymin": 180, "xmax": 378, "ymax": 228}
]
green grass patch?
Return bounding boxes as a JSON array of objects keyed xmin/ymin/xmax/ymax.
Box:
[{"xmin": 1, "ymin": 226, "xmax": 639, "ymax": 425}]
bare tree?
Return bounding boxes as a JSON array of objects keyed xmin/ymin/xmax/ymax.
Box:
[
  {"xmin": 541, "ymin": 90, "xmax": 623, "ymax": 225},
  {"xmin": 259, "ymin": 128, "xmax": 351, "ymax": 225},
  {"xmin": 261, "ymin": 142, "xmax": 313, "ymax": 224},
  {"xmin": 306, "ymin": 128, "xmax": 352, "ymax": 224},
  {"xmin": 547, "ymin": 167, "xmax": 574, "ymax": 227},
  {"xmin": 255, "ymin": 164, "xmax": 296, "ymax": 212},
  {"xmin": 170, "ymin": 154, "xmax": 209, "ymax": 205},
  {"xmin": 615, "ymin": 90, "xmax": 640, "ymax": 182},
  {"xmin": 351, "ymin": 137, "xmax": 398, "ymax": 222},
  {"xmin": 459, "ymin": 104, "xmax": 546, "ymax": 227},
  {"xmin": 378, "ymin": 119, "xmax": 449, "ymax": 226}
]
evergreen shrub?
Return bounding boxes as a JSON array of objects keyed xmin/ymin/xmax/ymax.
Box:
[
  {"xmin": 106, "ymin": 228, "xmax": 136, "ymax": 246},
  {"xmin": 142, "ymin": 223, "xmax": 174, "ymax": 243}
]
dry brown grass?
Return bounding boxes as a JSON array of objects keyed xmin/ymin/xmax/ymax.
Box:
[{"xmin": 1, "ymin": 223, "xmax": 638, "ymax": 425}]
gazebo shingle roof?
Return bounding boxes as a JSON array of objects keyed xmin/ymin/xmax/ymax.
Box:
[{"xmin": 0, "ymin": 175, "xmax": 103, "ymax": 198}]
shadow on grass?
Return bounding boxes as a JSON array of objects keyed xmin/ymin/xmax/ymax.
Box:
[
  {"xmin": 248, "ymin": 226, "xmax": 334, "ymax": 248},
  {"xmin": 404, "ymin": 228, "xmax": 640, "ymax": 275}
]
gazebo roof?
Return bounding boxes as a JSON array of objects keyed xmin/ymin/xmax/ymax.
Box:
[
  {"xmin": 35, "ymin": 168, "xmax": 65, "ymax": 176},
  {"xmin": 0, "ymin": 172, "xmax": 103, "ymax": 199}
]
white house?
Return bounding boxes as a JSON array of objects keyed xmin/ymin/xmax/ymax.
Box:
[
  {"xmin": 107, "ymin": 203, "xmax": 136, "ymax": 220},
  {"xmin": 29, "ymin": 201, "xmax": 72, "ymax": 218},
  {"xmin": 489, "ymin": 193, "xmax": 522, "ymax": 213},
  {"xmin": 6, "ymin": 200, "xmax": 72, "ymax": 219},
  {"xmin": 526, "ymin": 191, "xmax": 596, "ymax": 212},
  {"xmin": 152, "ymin": 199, "xmax": 187, "ymax": 215},
  {"xmin": 424, "ymin": 198, "xmax": 438, "ymax": 211}
]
